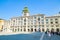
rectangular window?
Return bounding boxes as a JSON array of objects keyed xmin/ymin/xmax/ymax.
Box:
[
  {"xmin": 21, "ymin": 29, "xmax": 22, "ymax": 31},
  {"xmin": 42, "ymin": 25, "xmax": 44, "ymax": 27},
  {"xmin": 24, "ymin": 19, "xmax": 26, "ymax": 22},
  {"xmin": 55, "ymin": 18, "xmax": 58, "ymax": 21},
  {"xmin": 42, "ymin": 22, "xmax": 44, "ymax": 24},
  {"xmin": 35, "ymin": 26, "xmax": 36, "ymax": 28},
  {"xmin": 41, "ymin": 16, "xmax": 44, "ymax": 18},
  {"xmin": 39, "ymin": 25, "xmax": 40, "ymax": 27},
  {"xmin": 31, "ymin": 23, "xmax": 33, "ymax": 25},
  {"xmin": 50, "ymin": 19, "xmax": 53, "ymax": 21},
  {"xmin": 13, "ymin": 20, "xmax": 15, "ymax": 22},
  {"xmin": 46, "ymin": 22, "xmax": 48, "ymax": 24},
  {"xmin": 24, "ymin": 23, "xmax": 26, "ymax": 25},
  {"xmin": 46, "ymin": 25, "xmax": 49, "ymax": 27},
  {"xmin": 41, "ymin": 19, "xmax": 44, "ymax": 22},
  {"xmin": 28, "ymin": 26, "xmax": 29, "ymax": 28},
  {"xmin": 18, "ymin": 18, "xmax": 20, "ymax": 20},
  {"xmin": 39, "ymin": 22, "xmax": 40, "ymax": 24},
  {"xmin": 51, "ymin": 25, "xmax": 54, "ymax": 27},
  {"xmin": 21, "ymin": 26, "xmax": 22, "ymax": 28},
  {"xmin": 34, "ymin": 16, "xmax": 36, "ymax": 19},
  {"xmin": 21, "ymin": 18, "xmax": 23, "ymax": 20},
  {"xmin": 50, "ymin": 22, "xmax": 53, "ymax": 24},
  {"xmin": 31, "ymin": 26, "xmax": 33, "ymax": 27},
  {"xmin": 38, "ymin": 18, "xmax": 40, "ymax": 21},
  {"xmin": 55, "ymin": 22, "xmax": 58, "ymax": 24},
  {"xmin": 46, "ymin": 19, "xmax": 48, "ymax": 21},
  {"xmin": 56, "ymin": 25, "xmax": 59, "ymax": 27},
  {"xmin": 34, "ymin": 20, "xmax": 36, "ymax": 24}
]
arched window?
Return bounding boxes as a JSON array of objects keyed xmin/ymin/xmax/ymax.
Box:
[{"xmin": 24, "ymin": 19, "xmax": 26, "ymax": 22}]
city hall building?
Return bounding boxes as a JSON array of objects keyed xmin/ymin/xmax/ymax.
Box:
[
  {"xmin": 0, "ymin": 7, "xmax": 60, "ymax": 33},
  {"xmin": 9, "ymin": 7, "xmax": 60, "ymax": 33}
]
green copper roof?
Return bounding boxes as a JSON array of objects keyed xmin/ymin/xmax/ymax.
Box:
[{"xmin": 22, "ymin": 7, "xmax": 29, "ymax": 13}]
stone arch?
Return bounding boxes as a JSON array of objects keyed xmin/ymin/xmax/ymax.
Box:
[
  {"xmin": 42, "ymin": 28, "xmax": 44, "ymax": 32},
  {"xmin": 34, "ymin": 29, "xmax": 37, "ymax": 32},
  {"xmin": 46, "ymin": 28, "xmax": 49, "ymax": 31},
  {"xmin": 28, "ymin": 29, "xmax": 30, "ymax": 32},
  {"xmin": 56, "ymin": 28, "xmax": 59, "ymax": 32},
  {"xmin": 38, "ymin": 28, "xmax": 41, "ymax": 32},
  {"xmin": 51, "ymin": 28, "xmax": 54, "ymax": 32},
  {"xmin": 31, "ymin": 28, "xmax": 33, "ymax": 32}
]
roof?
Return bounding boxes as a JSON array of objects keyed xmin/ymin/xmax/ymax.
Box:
[
  {"xmin": 46, "ymin": 12, "xmax": 60, "ymax": 18},
  {"xmin": 54, "ymin": 12, "xmax": 60, "ymax": 16},
  {"xmin": 22, "ymin": 7, "xmax": 29, "ymax": 13}
]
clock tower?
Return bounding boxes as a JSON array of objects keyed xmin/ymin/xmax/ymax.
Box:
[{"xmin": 22, "ymin": 7, "xmax": 30, "ymax": 16}]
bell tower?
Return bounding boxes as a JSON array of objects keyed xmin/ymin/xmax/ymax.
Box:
[{"xmin": 22, "ymin": 7, "xmax": 30, "ymax": 16}]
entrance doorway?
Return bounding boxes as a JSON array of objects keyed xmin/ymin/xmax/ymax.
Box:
[
  {"xmin": 56, "ymin": 28, "xmax": 59, "ymax": 32},
  {"xmin": 31, "ymin": 28, "xmax": 33, "ymax": 32},
  {"xmin": 34, "ymin": 29, "xmax": 37, "ymax": 32}
]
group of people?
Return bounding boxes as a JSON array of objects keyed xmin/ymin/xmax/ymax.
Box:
[{"xmin": 45, "ymin": 30, "xmax": 60, "ymax": 36}]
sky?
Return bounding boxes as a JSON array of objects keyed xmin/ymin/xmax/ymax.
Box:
[{"xmin": 0, "ymin": 0, "xmax": 60, "ymax": 20}]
